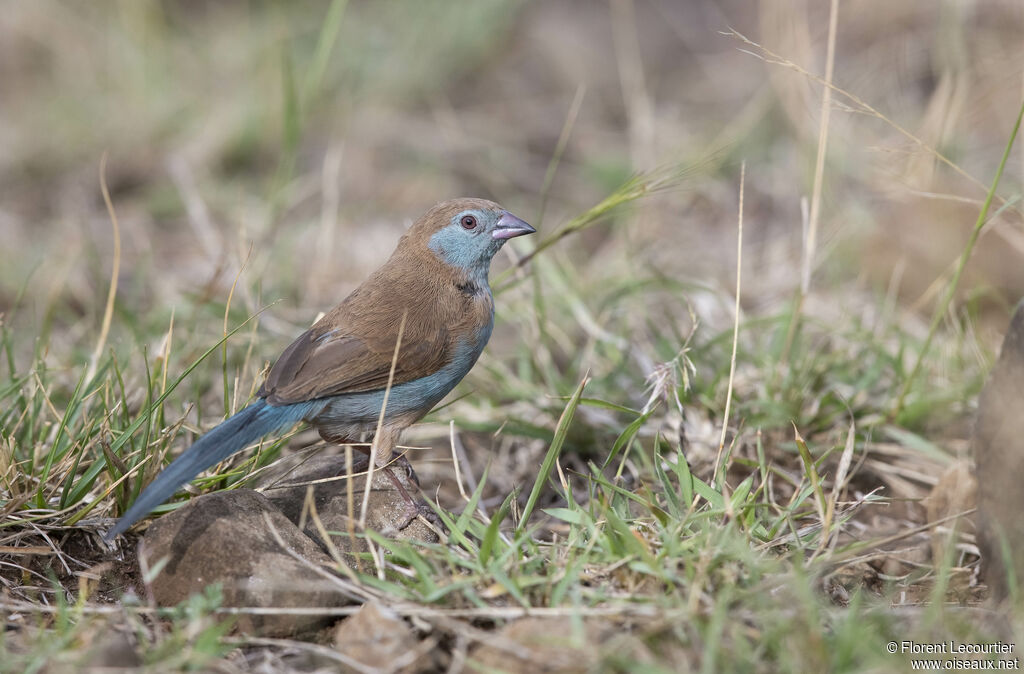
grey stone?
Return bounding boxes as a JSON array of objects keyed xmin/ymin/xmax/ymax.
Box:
[
  {"xmin": 138, "ymin": 453, "xmax": 440, "ymax": 637},
  {"xmin": 79, "ymin": 628, "xmax": 142, "ymax": 669},
  {"xmin": 468, "ymin": 618, "xmax": 615, "ymax": 674},
  {"xmin": 332, "ymin": 602, "xmax": 423, "ymax": 673},
  {"xmin": 259, "ymin": 453, "xmax": 440, "ymax": 559},
  {"xmin": 924, "ymin": 459, "xmax": 976, "ymax": 568},
  {"xmin": 140, "ymin": 489, "xmax": 355, "ymax": 637}
]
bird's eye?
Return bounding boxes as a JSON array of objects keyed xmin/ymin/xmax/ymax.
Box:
[{"xmin": 460, "ymin": 215, "xmax": 478, "ymax": 230}]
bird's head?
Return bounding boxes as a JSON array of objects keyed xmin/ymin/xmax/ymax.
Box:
[{"xmin": 406, "ymin": 198, "xmax": 535, "ymax": 281}]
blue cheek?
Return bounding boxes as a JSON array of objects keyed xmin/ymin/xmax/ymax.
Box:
[
  {"xmin": 428, "ymin": 226, "xmax": 498, "ymax": 279},
  {"xmin": 429, "ymin": 227, "xmax": 472, "ymax": 266}
]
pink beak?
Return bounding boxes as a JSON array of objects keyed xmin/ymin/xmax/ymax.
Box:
[{"xmin": 492, "ymin": 212, "xmax": 536, "ymax": 240}]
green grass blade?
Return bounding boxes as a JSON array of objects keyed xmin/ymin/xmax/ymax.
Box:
[
  {"xmin": 894, "ymin": 97, "xmax": 1024, "ymax": 416},
  {"xmin": 517, "ymin": 375, "xmax": 588, "ymax": 533},
  {"xmin": 61, "ymin": 313, "xmax": 269, "ymax": 520},
  {"xmin": 601, "ymin": 408, "xmax": 653, "ymax": 471},
  {"xmin": 479, "ymin": 490, "xmax": 514, "ymax": 566},
  {"xmin": 454, "ymin": 463, "xmax": 489, "ymax": 538}
]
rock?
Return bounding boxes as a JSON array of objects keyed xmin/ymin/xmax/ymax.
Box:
[
  {"xmin": 140, "ymin": 490, "xmax": 355, "ymax": 637},
  {"xmin": 79, "ymin": 628, "xmax": 141, "ymax": 669},
  {"xmin": 138, "ymin": 452, "xmax": 442, "ymax": 637},
  {"xmin": 924, "ymin": 459, "xmax": 976, "ymax": 568},
  {"xmin": 975, "ymin": 301, "xmax": 1024, "ymax": 602},
  {"xmin": 258, "ymin": 453, "xmax": 440, "ymax": 559},
  {"xmin": 332, "ymin": 602, "xmax": 421, "ymax": 673},
  {"xmin": 468, "ymin": 618, "xmax": 615, "ymax": 674}
]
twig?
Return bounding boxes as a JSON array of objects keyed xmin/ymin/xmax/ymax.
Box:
[
  {"xmin": 360, "ymin": 309, "xmax": 408, "ymax": 579},
  {"xmin": 261, "ymin": 510, "xmax": 376, "ymax": 603},
  {"xmin": 894, "ymin": 98, "xmax": 1024, "ymax": 415},
  {"xmin": 611, "ymin": 0, "xmax": 655, "ymax": 170},
  {"xmin": 0, "ymin": 599, "xmax": 684, "ymax": 620},
  {"xmin": 223, "ymin": 243, "xmax": 253, "ymax": 416},
  {"xmin": 224, "ymin": 635, "xmax": 378, "ymax": 673},
  {"xmin": 167, "ymin": 155, "xmax": 220, "ymax": 261},
  {"xmin": 537, "ymin": 84, "xmax": 586, "ymax": 227},
  {"xmin": 302, "ymin": 484, "xmax": 359, "ymax": 583},
  {"xmin": 725, "ymin": 27, "xmax": 1020, "ymax": 220},
  {"xmin": 311, "ymin": 142, "xmax": 344, "ymax": 299},
  {"xmin": 449, "ymin": 420, "xmax": 469, "ymax": 502},
  {"xmin": 804, "ymin": 0, "xmax": 838, "ymax": 295},
  {"xmin": 87, "ymin": 152, "xmax": 122, "ymax": 385},
  {"xmin": 779, "ymin": 0, "xmax": 839, "ymax": 365},
  {"xmin": 711, "ymin": 161, "xmax": 745, "ymax": 497}
]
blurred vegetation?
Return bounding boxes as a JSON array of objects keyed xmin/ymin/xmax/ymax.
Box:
[{"xmin": 1, "ymin": 0, "xmax": 1023, "ymax": 671}]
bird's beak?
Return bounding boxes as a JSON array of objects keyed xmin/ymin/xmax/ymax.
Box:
[{"xmin": 492, "ymin": 212, "xmax": 536, "ymax": 240}]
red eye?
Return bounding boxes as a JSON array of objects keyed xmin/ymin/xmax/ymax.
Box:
[{"xmin": 460, "ymin": 215, "xmax": 478, "ymax": 230}]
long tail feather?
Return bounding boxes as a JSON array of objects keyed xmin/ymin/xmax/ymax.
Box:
[{"xmin": 105, "ymin": 399, "xmax": 315, "ymax": 539}]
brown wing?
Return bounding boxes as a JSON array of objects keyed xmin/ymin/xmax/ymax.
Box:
[
  {"xmin": 258, "ymin": 321, "xmax": 449, "ymax": 405},
  {"xmin": 258, "ymin": 227, "xmax": 498, "ymax": 406},
  {"xmin": 257, "ymin": 253, "xmax": 464, "ymax": 405}
]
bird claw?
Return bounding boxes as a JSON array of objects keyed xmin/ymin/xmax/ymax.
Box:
[
  {"xmin": 395, "ymin": 498, "xmax": 440, "ymax": 531},
  {"xmin": 380, "ymin": 465, "xmax": 441, "ymax": 531}
]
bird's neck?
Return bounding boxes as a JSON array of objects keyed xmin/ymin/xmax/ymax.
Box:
[
  {"xmin": 384, "ymin": 244, "xmax": 492, "ymax": 299},
  {"xmin": 455, "ymin": 262, "xmax": 491, "ymax": 296}
]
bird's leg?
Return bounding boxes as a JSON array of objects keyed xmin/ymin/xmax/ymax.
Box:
[
  {"xmin": 369, "ymin": 427, "xmax": 431, "ymax": 529},
  {"xmin": 320, "ymin": 427, "xmax": 429, "ymax": 529}
]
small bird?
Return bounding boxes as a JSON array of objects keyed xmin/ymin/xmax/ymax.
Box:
[{"xmin": 106, "ymin": 198, "xmax": 534, "ymax": 539}]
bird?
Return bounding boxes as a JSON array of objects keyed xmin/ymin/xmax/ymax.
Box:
[{"xmin": 105, "ymin": 198, "xmax": 535, "ymax": 540}]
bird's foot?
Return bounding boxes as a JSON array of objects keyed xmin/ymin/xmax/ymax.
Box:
[
  {"xmin": 396, "ymin": 498, "xmax": 440, "ymax": 531},
  {"xmin": 381, "ymin": 465, "xmax": 440, "ymax": 530}
]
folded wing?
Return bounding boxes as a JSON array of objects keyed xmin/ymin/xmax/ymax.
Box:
[{"xmin": 258, "ymin": 323, "xmax": 449, "ymax": 404}]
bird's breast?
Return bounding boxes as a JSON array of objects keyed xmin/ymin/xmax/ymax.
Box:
[{"xmin": 309, "ymin": 288, "xmax": 494, "ymax": 435}]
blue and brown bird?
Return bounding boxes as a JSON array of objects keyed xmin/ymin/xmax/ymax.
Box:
[{"xmin": 105, "ymin": 198, "xmax": 534, "ymax": 539}]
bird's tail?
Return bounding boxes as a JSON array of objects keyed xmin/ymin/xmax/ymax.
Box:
[{"xmin": 105, "ymin": 399, "xmax": 316, "ymax": 540}]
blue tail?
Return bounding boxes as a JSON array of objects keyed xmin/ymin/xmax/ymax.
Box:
[{"xmin": 105, "ymin": 399, "xmax": 318, "ymax": 539}]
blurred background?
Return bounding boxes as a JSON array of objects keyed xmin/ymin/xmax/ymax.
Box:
[
  {"xmin": 1, "ymin": 0, "xmax": 1023, "ymax": 525},
  {"xmin": 3, "ymin": 0, "xmax": 1021, "ymax": 326},
  {"xmin": 4, "ymin": 4, "xmax": 1024, "ymax": 667}
]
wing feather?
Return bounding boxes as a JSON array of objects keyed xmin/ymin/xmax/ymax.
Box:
[
  {"xmin": 258, "ymin": 241, "xmax": 493, "ymax": 406},
  {"xmin": 258, "ymin": 323, "xmax": 450, "ymax": 404}
]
